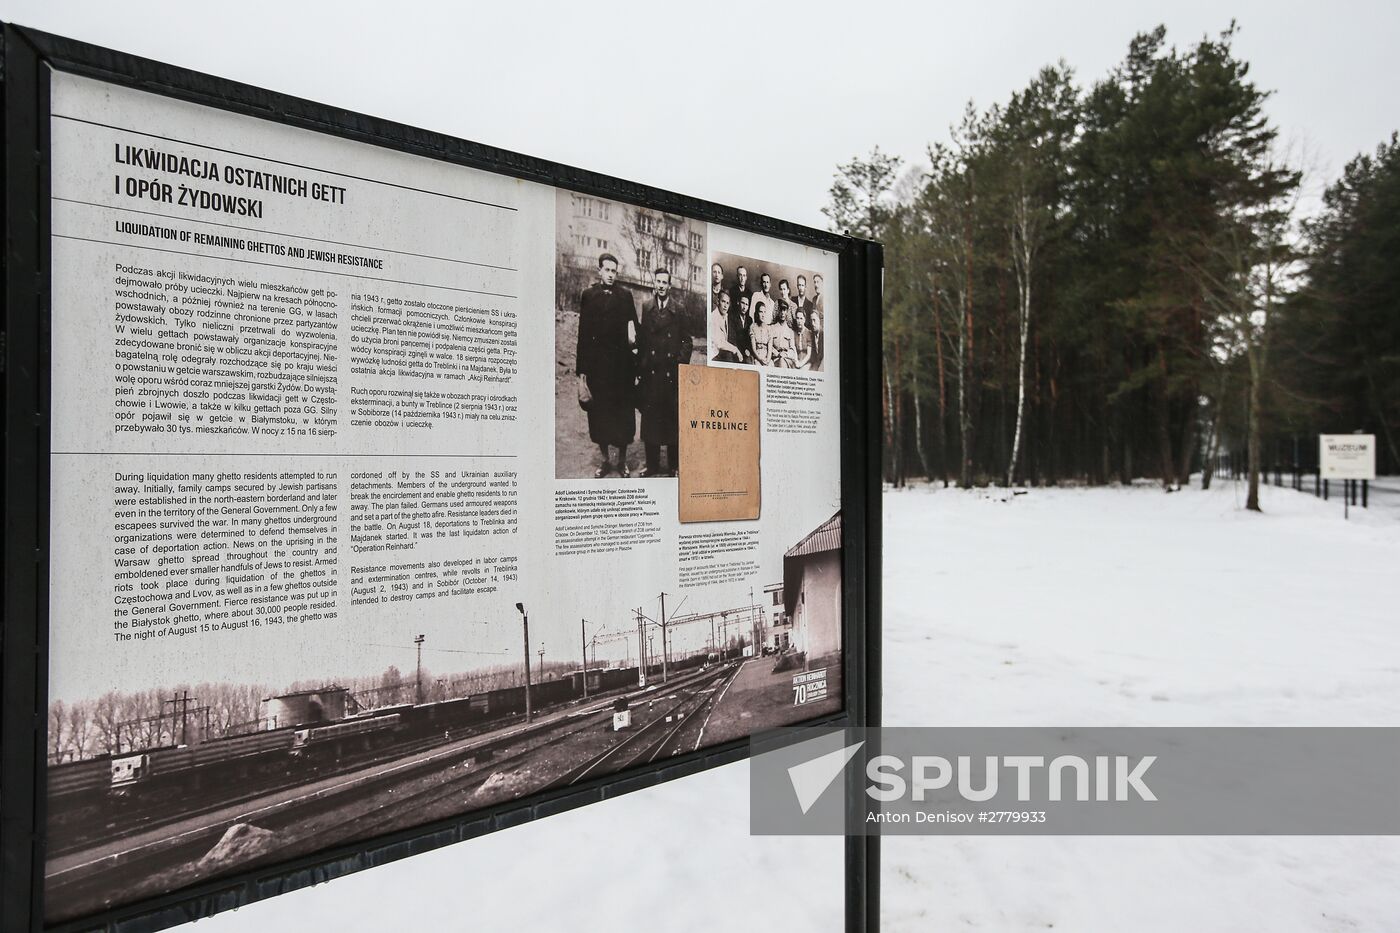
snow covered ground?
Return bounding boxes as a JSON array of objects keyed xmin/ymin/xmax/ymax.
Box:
[
  {"xmin": 196, "ymin": 478, "xmax": 1400, "ymax": 933},
  {"xmin": 881, "ymin": 477, "xmax": 1400, "ymax": 932}
]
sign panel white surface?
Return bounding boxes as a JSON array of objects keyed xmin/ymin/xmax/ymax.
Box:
[
  {"xmin": 1319, "ymin": 434, "xmax": 1376, "ymax": 480},
  {"xmin": 44, "ymin": 70, "xmax": 847, "ymax": 923}
]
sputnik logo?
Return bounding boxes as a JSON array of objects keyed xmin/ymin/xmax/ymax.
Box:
[{"xmin": 787, "ymin": 741, "xmax": 865, "ymax": 814}]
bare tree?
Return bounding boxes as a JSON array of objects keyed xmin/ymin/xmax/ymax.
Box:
[
  {"xmin": 1199, "ymin": 365, "xmax": 1231, "ymax": 490},
  {"xmin": 822, "ymin": 146, "xmax": 903, "ymax": 238},
  {"xmin": 95, "ymin": 691, "xmax": 122, "ymax": 755},
  {"xmin": 1005, "ymin": 152, "xmax": 1045, "ymax": 486},
  {"xmin": 65, "ymin": 701, "xmax": 92, "ymax": 761},
  {"xmin": 825, "ymin": 148, "xmax": 904, "ymax": 481},
  {"xmin": 920, "ymin": 107, "xmax": 991, "ymax": 488},
  {"xmin": 1178, "ymin": 151, "xmax": 1302, "ymax": 510},
  {"xmin": 998, "ymin": 65, "xmax": 1073, "ymax": 487},
  {"xmin": 48, "ymin": 700, "xmax": 68, "ymax": 764}
]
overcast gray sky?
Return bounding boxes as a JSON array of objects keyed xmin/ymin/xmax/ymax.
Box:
[{"xmin": 3, "ymin": 0, "xmax": 1397, "ymax": 228}]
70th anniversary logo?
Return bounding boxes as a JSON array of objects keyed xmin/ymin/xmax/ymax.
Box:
[{"xmin": 750, "ymin": 728, "xmax": 1400, "ymax": 835}]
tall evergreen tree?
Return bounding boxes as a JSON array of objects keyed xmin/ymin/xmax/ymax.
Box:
[{"xmin": 1280, "ymin": 135, "xmax": 1400, "ymax": 472}]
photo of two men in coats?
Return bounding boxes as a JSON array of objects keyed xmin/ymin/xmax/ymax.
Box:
[{"xmin": 569, "ymin": 253, "xmax": 697, "ymax": 479}]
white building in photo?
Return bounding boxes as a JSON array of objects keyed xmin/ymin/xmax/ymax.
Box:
[
  {"xmin": 557, "ymin": 192, "xmax": 706, "ymax": 295},
  {"xmin": 783, "ymin": 512, "xmax": 842, "ymax": 662}
]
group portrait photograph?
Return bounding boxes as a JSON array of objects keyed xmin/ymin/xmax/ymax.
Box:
[{"xmin": 707, "ymin": 251, "xmax": 827, "ymax": 373}]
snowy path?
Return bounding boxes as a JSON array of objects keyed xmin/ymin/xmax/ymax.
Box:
[
  {"xmin": 195, "ymin": 479, "xmax": 1400, "ymax": 933},
  {"xmin": 881, "ymin": 478, "xmax": 1400, "ymax": 932}
]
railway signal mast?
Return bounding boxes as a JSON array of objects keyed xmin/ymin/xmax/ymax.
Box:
[
  {"xmin": 655, "ymin": 592, "xmax": 689, "ymax": 684},
  {"xmin": 414, "ymin": 634, "xmax": 426, "ymax": 705},
  {"xmin": 515, "ymin": 603, "xmax": 533, "ymax": 722},
  {"xmin": 635, "ymin": 607, "xmax": 648, "ymax": 687},
  {"xmin": 659, "ymin": 592, "xmax": 668, "ymax": 683},
  {"xmin": 164, "ymin": 691, "xmax": 192, "ymax": 746},
  {"xmin": 580, "ymin": 618, "xmax": 590, "ymax": 699}
]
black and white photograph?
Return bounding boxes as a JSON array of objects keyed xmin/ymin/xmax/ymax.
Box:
[
  {"xmin": 43, "ymin": 510, "xmax": 843, "ymax": 923},
  {"xmin": 708, "ymin": 250, "xmax": 827, "ymax": 373},
  {"xmin": 555, "ymin": 191, "xmax": 709, "ymax": 479}
]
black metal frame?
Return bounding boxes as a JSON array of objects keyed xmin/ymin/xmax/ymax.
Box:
[{"xmin": 1, "ymin": 23, "xmax": 882, "ymax": 933}]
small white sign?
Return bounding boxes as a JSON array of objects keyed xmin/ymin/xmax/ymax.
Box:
[
  {"xmin": 1320, "ymin": 435, "xmax": 1376, "ymax": 480},
  {"xmin": 613, "ymin": 709, "xmax": 631, "ymax": 731},
  {"xmin": 793, "ymin": 668, "xmax": 829, "ymax": 706}
]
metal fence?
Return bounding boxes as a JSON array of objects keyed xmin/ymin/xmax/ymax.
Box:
[{"xmin": 1208, "ymin": 452, "xmax": 1389, "ymax": 509}]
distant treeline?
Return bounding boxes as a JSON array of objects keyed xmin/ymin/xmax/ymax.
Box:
[
  {"xmin": 826, "ymin": 25, "xmax": 1398, "ymax": 502},
  {"xmin": 47, "ymin": 660, "xmax": 584, "ymax": 765}
]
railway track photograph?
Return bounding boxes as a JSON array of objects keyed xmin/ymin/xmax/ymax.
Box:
[
  {"xmin": 45, "ymin": 659, "xmax": 737, "ymax": 920},
  {"xmin": 43, "ymin": 511, "xmax": 844, "ymax": 923}
]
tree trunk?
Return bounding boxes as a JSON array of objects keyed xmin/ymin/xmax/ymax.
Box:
[
  {"xmin": 914, "ymin": 391, "xmax": 931, "ymax": 479},
  {"xmin": 963, "ymin": 216, "xmax": 976, "ymax": 489},
  {"xmin": 933, "ymin": 298, "xmax": 949, "ymax": 486},
  {"xmin": 1006, "ymin": 186, "xmax": 1037, "ymax": 489},
  {"xmin": 1246, "ymin": 244, "xmax": 1280, "ymax": 512},
  {"xmin": 883, "ymin": 359, "xmax": 895, "ymax": 484},
  {"xmin": 1007, "ymin": 275, "xmax": 1030, "ymax": 487},
  {"xmin": 1176, "ymin": 401, "xmax": 1196, "ymax": 489},
  {"xmin": 957, "ymin": 326, "xmax": 970, "ymax": 489},
  {"xmin": 1245, "ymin": 363, "xmax": 1262, "ymax": 511},
  {"xmin": 1201, "ymin": 422, "xmax": 1219, "ymax": 490},
  {"xmin": 1362, "ymin": 365, "xmax": 1400, "ymax": 472},
  {"xmin": 895, "ymin": 394, "xmax": 906, "ymax": 488},
  {"xmin": 1155, "ymin": 346, "xmax": 1177, "ymax": 490},
  {"xmin": 893, "ymin": 343, "xmax": 905, "ymax": 487},
  {"xmin": 1200, "ymin": 370, "xmax": 1228, "ymax": 491}
]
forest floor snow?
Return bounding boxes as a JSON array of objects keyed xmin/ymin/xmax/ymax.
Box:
[{"xmin": 880, "ymin": 476, "xmax": 1400, "ymax": 932}]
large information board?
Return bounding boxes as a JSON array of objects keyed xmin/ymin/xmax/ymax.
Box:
[{"xmin": 1, "ymin": 24, "xmax": 882, "ymax": 933}]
